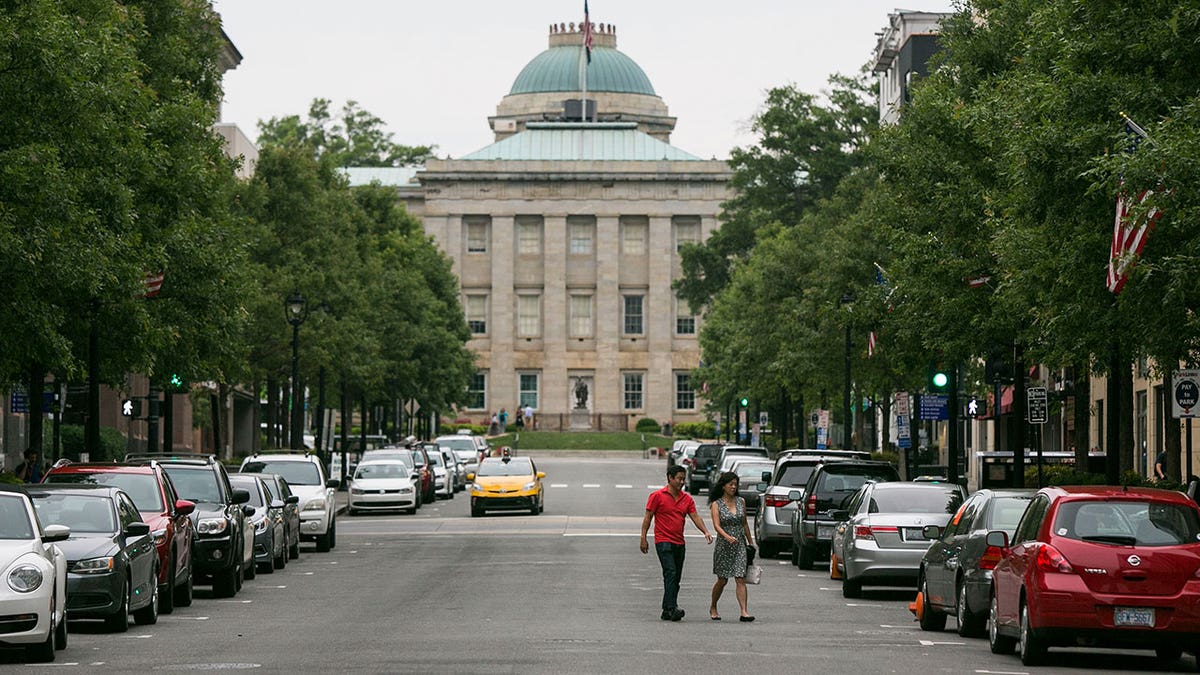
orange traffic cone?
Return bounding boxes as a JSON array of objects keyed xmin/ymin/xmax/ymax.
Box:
[
  {"xmin": 909, "ymin": 591, "xmax": 922, "ymax": 621},
  {"xmin": 829, "ymin": 552, "xmax": 842, "ymax": 580}
]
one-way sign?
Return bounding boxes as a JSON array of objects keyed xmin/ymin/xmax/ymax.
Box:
[
  {"xmin": 1173, "ymin": 370, "xmax": 1200, "ymax": 419},
  {"xmin": 1027, "ymin": 387, "xmax": 1048, "ymax": 424}
]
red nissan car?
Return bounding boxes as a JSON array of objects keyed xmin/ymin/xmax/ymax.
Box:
[
  {"xmin": 986, "ymin": 485, "xmax": 1200, "ymax": 667},
  {"xmin": 43, "ymin": 461, "xmax": 196, "ymax": 614}
]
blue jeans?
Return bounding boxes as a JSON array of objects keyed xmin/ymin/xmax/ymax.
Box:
[{"xmin": 655, "ymin": 542, "xmax": 686, "ymax": 612}]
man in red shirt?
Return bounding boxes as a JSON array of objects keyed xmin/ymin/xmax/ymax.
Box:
[{"xmin": 640, "ymin": 465, "xmax": 713, "ymax": 621}]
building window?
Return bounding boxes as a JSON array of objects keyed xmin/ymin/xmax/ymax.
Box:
[
  {"xmin": 675, "ymin": 299, "xmax": 695, "ymax": 335},
  {"xmin": 467, "ymin": 372, "xmax": 486, "ymax": 410},
  {"xmin": 465, "ymin": 294, "xmax": 488, "ymax": 334},
  {"xmin": 569, "ymin": 217, "xmax": 594, "ymax": 255},
  {"xmin": 569, "ymin": 294, "xmax": 593, "ymax": 338},
  {"xmin": 517, "ymin": 216, "xmax": 542, "ymax": 255},
  {"xmin": 621, "ymin": 217, "xmax": 648, "ymax": 255},
  {"xmin": 623, "ymin": 373, "xmax": 644, "ymax": 410},
  {"xmin": 675, "ymin": 372, "xmax": 695, "ymax": 411},
  {"xmin": 623, "ymin": 295, "xmax": 644, "ymax": 335},
  {"xmin": 517, "ymin": 294, "xmax": 541, "ymax": 338},
  {"xmin": 465, "ymin": 217, "xmax": 489, "ymax": 253},
  {"xmin": 519, "ymin": 373, "xmax": 539, "ymax": 409},
  {"xmin": 674, "ymin": 216, "xmax": 700, "ymax": 252}
]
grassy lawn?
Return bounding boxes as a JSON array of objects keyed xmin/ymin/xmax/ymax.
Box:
[{"xmin": 490, "ymin": 431, "xmax": 673, "ymax": 451}]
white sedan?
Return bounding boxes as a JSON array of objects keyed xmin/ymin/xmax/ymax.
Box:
[
  {"xmin": 347, "ymin": 461, "xmax": 420, "ymax": 515},
  {"xmin": 0, "ymin": 486, "xmax": 70, "ymax": 662}
]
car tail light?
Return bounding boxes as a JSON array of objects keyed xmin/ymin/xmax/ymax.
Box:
[
  {"xmin": 979, "ymin": 545, "xmax": 1003, "ymax": 571},
  {"xmin": 855, "ymin": 525, "xmax": 897, "ymax": 540},
  {"xmin": 764, "ymin": 495, "xmax": 792, "ymax": 508},
  {"xmin": 1035, "ymin": 544, "xmax": 1074, "ymax": 574},
  {"xmin": 682, "ymin": 458, "xmax": 692, "ymax": 467},
  {"xmin": 806, "ymin": 493, "xmax": 817, "ymax": 516}
]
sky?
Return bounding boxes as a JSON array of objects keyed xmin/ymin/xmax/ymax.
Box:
[{"xmin": 211, "ymin": 1, "xmax": 957, "ymax": 161}]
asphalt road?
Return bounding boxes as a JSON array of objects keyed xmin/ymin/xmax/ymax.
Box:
[{"xmin": 6, "ymin": 454, "xmax": 1198, "ymax": 673}]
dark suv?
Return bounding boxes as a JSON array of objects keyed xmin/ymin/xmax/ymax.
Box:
[
  {"xmin": 789, "ymin": 460, "xmax": 900, "ymax": 569},
  {"xmin": 753, "ymin": 450, "xmax": 870, "ymax": 558},
  {"xmin": 687, "ymin": 443, "xmax": 724, "ymax": 494},
  {"xmin": 127, "ymin": 454, "xmax": 252, "ymax": 598}
]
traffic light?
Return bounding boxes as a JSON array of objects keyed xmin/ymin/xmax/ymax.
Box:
[
  {"xmin": 928, "ymin": 362, "xmax": 950, "ymax": 393},
  {"xmin": 739, "ymin": 397, "xmax": 749, "ymax": 407},
  {"xmin": 167, "ymin": 373, "xmax": 186, "ymax": 392},
  {"xmin": 121, "ymin": 398, "xmax": 143, "ymax": 418},
  {"xmin": 985, "ymin": 347, "xmax": 1014, "ymax": 384}
]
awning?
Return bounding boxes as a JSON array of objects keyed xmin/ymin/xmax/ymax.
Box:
[{"xmin": 978, "ymin": 386, "xmax": 1014, "ymax": 419}]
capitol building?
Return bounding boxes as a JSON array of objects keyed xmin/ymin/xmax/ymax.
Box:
[{"xmin": 348, "ymin": 20, "xmax": 732, "ymax": 431}]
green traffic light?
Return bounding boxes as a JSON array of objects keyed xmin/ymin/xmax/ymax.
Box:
[
  {"xmin": 739, "ymin": 397, "xmax": 749, "ymax": 407},
  {"xmin": 932, "ymin": 372, "xmax": 948, "ymax": 388},
  {"xmin": 170, "ymin": 374, "xmax": 183, "ymax": 388}
]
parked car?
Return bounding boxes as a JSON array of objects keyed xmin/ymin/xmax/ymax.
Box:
[
  {"xmin": 229, "ymin": 475, "xmax": 286, "ymax": 574},
  {"xmin": 708, "ymin": 445, "xmax": 767, "ymax": 486},
  {"xmin": 668, "ymin": 439, "xmax": 700, "ymax": 470},
  {"xmin": 347, "ymin": 460, "xmax": 421, "ymax": 515},
  {"xmin": 830, "ymin": 481, "xmax": 965, "ymax": 598},
  {"xmin": 425, "ymin": 446, "xmax": 455, "ymax": 499},
  {"xmin": 0, "ymin": 485, "xmax": 69, "ymax": 661},
  {"xmin": 687, "ymin": 443, "xmax": 723, "ymax": 494},
  {"xmin": 754, "ymin": 450, "xmax": 871, "ymax": 558},
  {"xmin": 409, "ymin": 446, "xmax": 436, "ymax": 504},
  {"xmin": 127, "ymin": 453, "xmax": 252, "ymax": 598},
  {"xmin": 240, "ymin": 452, "xmax": 339, "ymax": 553},
  {"xmin": 986, "ymin": 486, "xmax": 1200, "ymax": 666},
  {"xmin": 468, "ymin": 456, "xmax": 545, "ymax": 517},
  {"xmin": 435, "ymin": 435, "xmax": 481, "ymax": 480},
  {"xmin": 42, "ymin": 461, "xmax": 196, "ymax": 613},
  {"xmin": 790, "ymin": 460, "xmax": 900, "ymax": 569},
  {"xmin": 257, "ymin": 473, "xmax": 302, "ymax": 559},
  {"xmin": 729, "ymin": 459, "xmax": 773, "ymax": 514},
  {"xmin": 28, "ymin": 484, "xmax": 160, "ymax": 631},
  {"xmin": 916, "ymin": 488, "xmax": 1034, "ymax": 636},
  {"xmin": 440, "ymin": 446, "xmax": 467, "ymax": 491}
]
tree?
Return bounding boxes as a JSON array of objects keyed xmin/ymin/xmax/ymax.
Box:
[{"xmin": 258, "ymin": 99, "xmax": 436, "ymax": 168}]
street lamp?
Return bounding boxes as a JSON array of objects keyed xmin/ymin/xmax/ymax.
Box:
[
  {"xmin": 840, "ymin": 292, "xmax": 855, "ymax": 450},
  {"xmin": 285, "ymin": 291, "xmax": 308, "ymax": 449}
]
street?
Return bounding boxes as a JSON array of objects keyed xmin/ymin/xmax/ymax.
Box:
[{"xmin": 13, "ymin": 455, "xmax": 1196, "ymax": 673}]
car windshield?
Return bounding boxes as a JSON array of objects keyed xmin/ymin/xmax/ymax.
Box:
[
  {"xmin": 410, "ymin": 451, "xmax": 427, "ymax": 467},
  {"xmin": 775, "ymin": 464, "xmax": 816, "ymax": 488},
  {"xmin": 242, "ymin": 460, "xmax": 322, "ymax": 486},
  {"xmin": 354, "ymin": 463, "xmax": 410, "ymax": 479},
  {"xmin": 735, "ymin": 463, "xmax": 772, "ymax": 480},
  {"xmin": 438, "ymin": 439, "xmax": 476, "ymax": 452},
  {"xmin": 454, "ymin": 450, "xmax": 477, "ymax": 462},
  {"xmin": 427, "ymin": 453, "xmax": 444, "ymax": 467},
  {"xmin": 48, "ymin": 472, "xmax": 164, "ymax": 513},
  {"xmin": 869, "ymin": 486, "xmax": 962, "ymax": 514},
  {"xmin": 163, "ymin": 466, "xmax": 223, "ymax": 504},
  {"xmin": 475, "ymin": 458, "xmax": 534, "ymax": 477},
  {"xmin": 361, "ymin": 451, "xmax": 413, "ymax": 467},
  {"xmin": 31, "ymin": 493, "xmax": 117, "ymax": 534},
  {"xmin": 1054, "ymin": 500, "xmax": 1200, "ymax": 546},
  {"xmin": 987, "ymin": 495, "xmax": 1032, "ymax": 533},
  {"xmin": 229, "ymin": 478, "xmax": 265, "ymax": 508},
  {"xmin": 0, "ymin": 495, "xmax": 34, "ymax": 539},
  {"xmin": 818, "ymin": 468, "xmax": 894, "ymax": 496}
]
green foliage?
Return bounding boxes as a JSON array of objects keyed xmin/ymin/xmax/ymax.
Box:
[
  {"xmin": 439, "ymin": 423, "xmax": 487, "ymax": 436},
  {"xmin": 491, "ymin": 432, "xmax": 671, "ymax": 451},
  {"xmin": 258, "ymin": 99, "xmax": 436, "ymax": 168},
  {"xmin": 1023, "ymin": 465, "xmax": 1109, "ymax": 487},
  {"xmin": 635, "ymin": 418, "xmax": 661, "ymax": 433},
  {"xmin": 673, "ymin": 422, "xmax": 716, "ymax": 439},
  {"xmin": 871, "ymin": 450, "xmax": 900, "ymax": 467},
  {"xmin": 0, "ymin": 472, "xmax": 22, "ymax": 485},
  {"xmin": 54, "ymin": 425, "xmax": 125, "ymax": 462}
]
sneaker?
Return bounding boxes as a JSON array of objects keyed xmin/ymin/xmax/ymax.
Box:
[
  {"xmin": 670, "ymin": 608, "xmax": 685, "ymax": 621},
  {"xmin": 661, "ymin": 610, "xmax": 673, "ymax": 621}
]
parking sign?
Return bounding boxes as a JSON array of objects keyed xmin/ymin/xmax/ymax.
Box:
[{"xmin": 1173, "ymin": 370, "xmax": 1200, "ymax": 419}]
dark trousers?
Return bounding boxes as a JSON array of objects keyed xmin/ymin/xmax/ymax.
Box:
[{"xmin": 655, "ymin": 542, "xmax": 686, "ymax": 612}]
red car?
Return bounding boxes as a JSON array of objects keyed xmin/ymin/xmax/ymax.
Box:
[
  {"xmin": 986, "ymin": 485, "xmax": 1200, "ymax": 667},
  {"xmin": 43, "ymin": 461, "xmax": 196, "ymax": 614}
]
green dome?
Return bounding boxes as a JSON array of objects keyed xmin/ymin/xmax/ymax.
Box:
[{"xmin": 509, "ymin": 46, "xmax": 656, "ymax": 96}]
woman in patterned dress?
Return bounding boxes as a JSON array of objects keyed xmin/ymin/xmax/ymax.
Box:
[{"xmin": 708, "ymin": 471, "xmax": 755, "ymax": 621}]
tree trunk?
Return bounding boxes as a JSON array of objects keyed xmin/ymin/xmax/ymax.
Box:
[
  {"xmin": 1164, "ymin": 370, "xmax": 1181, "ymax": 482},
  {"xmin": 1073, "ymin": 368, "xmax": 1090, "ymax": 470},
  {"xmin": 27, "ymin": 363, "xmax": 44, "ymax": 454},
  {"xmin": 1105, "ymin": 342, "xmax": 1122, "ymax": 485}
]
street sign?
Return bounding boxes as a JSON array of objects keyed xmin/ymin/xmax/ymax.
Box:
[
  {"xmin": 758, "ymin": 411, "xmax": 768, "ymax": 428},
  {"xmin": 895, "ymin": 392, "xmax": 911, "ymax": 449},
  {"xmin": 10, "ymin": 392, "xmax": 27, "ymax": 414},
  {"xmin": 918, "ymin": 395, "xmax": 948, "ymax": 421},
  {"xmin": 1027, "ymin": 386, "xmax": 1048, "ymax": 424},
  {"xmin": 816, "ymin": 409, "xmax": 830, "ymax": 449},
  {"xmin": 1173, "ymin": 370, "xmax": 1200, "ymax": 419}
]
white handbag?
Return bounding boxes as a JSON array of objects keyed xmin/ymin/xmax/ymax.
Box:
[{"xmin": 745, "ymin": 564, "xmax": 762, "ymax": 585}]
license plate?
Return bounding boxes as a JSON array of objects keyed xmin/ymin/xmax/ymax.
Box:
[
  {"xmin": 904, "ymin": 528, "xmax": 926, "ymax": 541},
  {"xmin": 1114, "ymin": 607, "xmax": 1155, "ymax": 627},
  {"xmin": 817, "ymin": 525, "xmax": 835, "ymax": 539}
]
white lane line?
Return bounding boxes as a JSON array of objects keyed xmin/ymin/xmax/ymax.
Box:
[
  {"xmin": 975, "ymin": 671, "xmax": 1028, "ymax": 675},
  {"xmin": 646, "ymin": 485, "xmax": 663, "ymax": 489},
  {"xmin": 214, "ymin": 600, "xmax": 253, "ymax": 604},
  {"xmin": 918, "ymin": 639, "xmax": 965, "ymax": 646},
  {"xmin": 615, "ymin": 484, "xmax": 633, "ymax": 489},
  {"xmin": 550, "ymin": 483, "xmax": 569, "ymax": 488},
  {"xmin": 582, "ymin": 484, "xmax": 601, "ymax": 488}
]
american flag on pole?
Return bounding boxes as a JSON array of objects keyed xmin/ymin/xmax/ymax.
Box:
[
  {"xmin": 141, "ymin": 272, "xmax": 164, "ymax": 298},
  {"xmin": 583, "ymin": 1, "xmax": 593, "ymax": 63},
  {"xmin": 1106, "ymin": 116, "xmax": 1160, "ymax": 294},
  {"xmin": 868, "ymin": 331, "xmax": 877, "ymax": 358}
]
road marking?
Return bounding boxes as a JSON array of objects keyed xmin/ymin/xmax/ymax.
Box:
[
  {"xmin": 646, "ymin": 485, "xmax": 660, "ymax": 489},
  {"xmin": 975, "ymin": 671, "xmax": 1028, "ymax": 675},
  {"xmin": 582, "ymin": 484, "xmax": 600, "ymax": 488},
  {"xmin": 125, "ymin": 634, "xmax": 154, "ymax": 639},
  {"xmin": 269, "ymin": 585, "xmax": 288, "ymax": 589},
  {"xmin": 214, "ymin": 600, "xmax": 253, "ymax": 604},
  {"xmin": 550, "ymin": 483, "xmax": 569, "ymax": 488},
  {"xmin": 614, "ymin": 484, "xmax": 633, "ymax": 489},
  {"xmin": 918, "ymin": 639, "xmax": 966, "ymax": 646},
  {"xmin": 28, "ymin": 663, "xmax": 80, "ymax": 667}
]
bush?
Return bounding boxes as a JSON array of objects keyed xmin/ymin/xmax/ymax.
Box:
[
  {"xmin": 872, "ymin": 449, "xmax": 900, "ymax": 466},
  {"xmin": 52, "ymin": 424, "xmax": 126, "ymax": 462},
  {"xmin": 635, "ymin": 418, "xmax": 661, "ymax": 433},
  {"xmin": 673, "ymin": 421, "xmax": 716, "ymax": 439},
  {"xmin": 1022, "ymin": 465, "xmax": 1109, "ymax": 487},
  {"xmin": 438, "ymin": 423, "xmax": 487, "ymax": 436}
]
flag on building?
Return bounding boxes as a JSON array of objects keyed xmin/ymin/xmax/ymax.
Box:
[
  {"xmin": 583, "ymin": 1, "xmax": 593, "ymax": 63},
  {"xmin": 1106, "ymin": 116, "xmax": 1161, "ymax": 294}
]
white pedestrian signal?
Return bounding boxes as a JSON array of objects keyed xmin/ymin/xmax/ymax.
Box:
[
  {"xmin": 967, "ymin": 397, "xmax": 979, "ymax": 418},
  {"xmin": 122, "ymin": 399, "xmax": 134, "ymax": 417}
]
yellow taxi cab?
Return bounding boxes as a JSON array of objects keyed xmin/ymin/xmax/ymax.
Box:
[{"xmin": 467, "ymin": 456, "xmax": 544, "ymax": 517}]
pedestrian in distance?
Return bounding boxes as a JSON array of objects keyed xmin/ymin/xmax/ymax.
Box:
[
  {"xmin": 522, "ymin": 404, "xmax": 534, "ymax": 430},
  {"xmin": 488, "ymin": 412, "xmax": 499, "ymax": 436},
  {"xmin": 1155, "ymin": 450, "xmax": 1168, "ymax": 481},
  {"xmin": 707, "ymin": 471, "xmax": 755, "ymax": 622},
  {"xmin": 514, "ymin": 411, "xmax": 525, "ymax": 430},
  {"xmin": 640, "ymin": 465, "xmax": 713, "ymax": 621},
  {"xmin": 498, "ymin": 408, "xmax": 508, "ymax": 433},
  {"xmin": 15, "ymin": 449, "xmax": 43, "ymax": 483}
]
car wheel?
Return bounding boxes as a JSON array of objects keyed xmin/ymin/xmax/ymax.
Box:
[
  {"xmin": 758, "ymin": 541, "xmax": 776, "ymax": 560},
  {"xmin": 53, "ymin": 592, "xmax": 67, "ymax": 650},
  {"xmin": 213, "ymin": 565, "xmax": 238, "ymax": 598},
  {"xmin": 918, "ymin": 575, "xmax": 946, "ymax": 631},
  {"xmin": 790, "ymin": 541, "xmax": 800, "ymax": 566},
  {"xmin": 132, "ymin": 572, "xmax": 159, "ymax": 625},
  {"xmin": 274, "ymin": 542, "xmax": 287, "ymax": 570},
  {"xmin": 104, "ymin": 578, "xmax": 130, "ymax": 632},
  {"xmin": 842, "ymin": 576, "xmax": 862, "ymax": 598},
  {"xmin": 796, "ymin": 541, "xmax": 814, "ymax": 570},
  {"xmin": 316, "ymin": 528, "xmax": 332, "ymax": 552},
  {"xmin": 175, "ymin": 566, "xmax": 193, "ymax": 607},
  {"xmin": 244, "ymin": 551, "xmax": 256, "ymax": 580},
  {"xmin": 471, "ymin": 504, "xmax": 483, "ymax": 517},
  {"xmin": 1154, "ymin": 647, "xmax": 1183, "ymax": 662},
  {"xmin": 329, "ymin": 518, "xmax": 337, "ymax": 549},
  {"xmin": 347, "ymin": 506, "xmax": 357, "ymax": 516},
  {"xmin": 1019, "ymin": 600, "xmax": 1046, "ymax": 666},
  {"xmin": 160, "ymin": 553, "xmax": 176, "ymax": 615},
  {"xmin": 288, "ymin": 531, "xmax": 300, "ymax": 560},
  {"xmin": 956, "ymin": 578, "xmax": 984, "ymax": 637},
  {"xmin": 26, "ymin": 594, "xmax": 54, "ymax": 662},
  {"xmin": 988, "ymin": 590, "xmax": 1016, "ymax": 654}
]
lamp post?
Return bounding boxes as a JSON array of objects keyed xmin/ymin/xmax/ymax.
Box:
[
  {"xmin": 285, "ymin": 291, "xmax": 308, "ymax": 450},
  {"xmin": 840, "ymin": 292, "xmax": 856, "ymax": 450}
]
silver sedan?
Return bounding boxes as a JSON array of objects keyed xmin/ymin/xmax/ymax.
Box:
[{"xmin": 831, "ymin": 481, "xmax": 965, "ymax": 598}]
